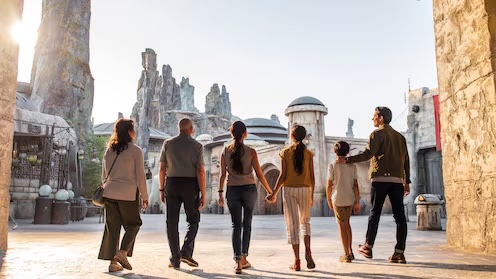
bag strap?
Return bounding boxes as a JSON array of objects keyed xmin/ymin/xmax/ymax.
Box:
[{"xmin": 103, "ymin": 153, "xmax": 120, "ymax": 184}]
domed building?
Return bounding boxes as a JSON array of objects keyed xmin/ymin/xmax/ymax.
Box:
[{"xmin": 202, "ymin": 96, "xmax": 377, "ymax": 216}]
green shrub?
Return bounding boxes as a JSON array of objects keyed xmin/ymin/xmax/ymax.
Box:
[{"xmin": 81, "ymin": 135, "xmax": 107, "ymax": 197}]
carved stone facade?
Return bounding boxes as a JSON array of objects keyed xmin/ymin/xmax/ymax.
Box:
[
  {"xmin": 433, "ymin": 0, "xmax": 496, "ymax": 254},
  {"xmin": 405, "ymin": 87, "xmax": 444, "ymax": 214},
  {"xmin": 29, "ymin": 0, "xmax": 94, "ymax": 142}
]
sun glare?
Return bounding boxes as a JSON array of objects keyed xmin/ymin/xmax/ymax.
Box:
[
  {"xmin": 10, "ymin": 20, "xmax": 38, "ymax": 46},
  {"xmin": 10, "ymin": 21, "xmax": 22, "ymax": 43}
]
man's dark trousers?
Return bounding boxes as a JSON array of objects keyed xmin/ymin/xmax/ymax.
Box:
[
  {"xmin": 165, "ymin": 177, "xmax": 200, "ymax": 266},
  {"xmin": 366, "ymin": 181, "xmax": 407, "ymax": 252}
]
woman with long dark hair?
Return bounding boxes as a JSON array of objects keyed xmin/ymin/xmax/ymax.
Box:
[
  {"xmin": 267, "ymin": 124, "xmax": 316, "ymax": 271},
  {"xmin": 98, "ymin": 118, "xmax": 149, "ymax": 272},
  {"xmin": 218, "ymin": 121, "xmax": 273, "ymax": 274}
]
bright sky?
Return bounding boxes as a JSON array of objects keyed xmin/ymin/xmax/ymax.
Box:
[{"xmin": 17, "ymin": 0, "xmax": 438, "ymax": 139}]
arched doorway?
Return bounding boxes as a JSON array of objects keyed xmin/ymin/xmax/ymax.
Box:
[{"xmin": 254, "ymin": 164, "xmax": 283, "ymax": 215}]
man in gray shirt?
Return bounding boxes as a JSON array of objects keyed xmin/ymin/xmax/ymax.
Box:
[{"xmin": 159, "ymin": 118, "xmax": 206, "ymax": 269}]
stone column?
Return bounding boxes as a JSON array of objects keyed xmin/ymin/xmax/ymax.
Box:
[
  {"xmin": 285, "ymin": 104, "xmax": 328, "ymax": 216},
  {"xmin": 0, "ymin": 0, "xmax": 23, "ymax": 250},
  {"xmin": 433, "ymin": 0, "xmax": 496, "ymax": 254}
]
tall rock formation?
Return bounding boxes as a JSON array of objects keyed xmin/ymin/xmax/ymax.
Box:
[
  {"xmin": 133, "ymin": 48, "xmax": 157, "ymax": 160},
  {"xmin": 205, "ymin": 84, "xmax": 232, "ymax": 119},
  {"xmin": 131, "ymin": 49, "xmax": 236, "ymax": 140},
  {"xmin": 180, "ymin": 78, "xmax": 198, "ymax": 112},
  {"xmin": 0, "ymin": 0, "xmax": 23, "ymax": 250},
  {"xmin": 29, "ymin": 0, "xmax": 94, "ymax": 142}
]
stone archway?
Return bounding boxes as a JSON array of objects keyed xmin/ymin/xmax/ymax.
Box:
[{"xmin": 254, "ymin": 164, "xmax": 283, "ymax": 215}]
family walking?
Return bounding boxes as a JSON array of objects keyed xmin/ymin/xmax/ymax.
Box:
[{"xmin": 96, "ymin": 106, "xmax": 411, "ymax": 274}]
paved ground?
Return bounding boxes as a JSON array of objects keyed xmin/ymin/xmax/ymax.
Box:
[{"xmin": 1, "ymin": 214, "xmax": 496, "ymax": 279}]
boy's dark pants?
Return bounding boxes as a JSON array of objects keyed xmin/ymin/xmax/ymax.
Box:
[{"xmin": 366, "ymin": 182, "xmax": 407, "ymax": 252}]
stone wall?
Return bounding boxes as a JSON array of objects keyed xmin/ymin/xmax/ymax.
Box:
[
  {"xmin": 433, "ymin": 0, "xmax": 496, "ymax": 254},
  {"xmin": 0, "ymin": 0, "xmax": 23, "ymax": 250}
]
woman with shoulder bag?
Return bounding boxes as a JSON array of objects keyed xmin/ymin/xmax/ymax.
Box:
[{"xmin": 97, "ymin": 118, "xmax": 149, "ymax": 272}]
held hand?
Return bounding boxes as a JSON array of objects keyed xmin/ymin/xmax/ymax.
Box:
[
  {"xmin": 218, "ymin": 193, "xmax": 224, "ymax": 207},
  {"xmin": 404, "ymin": 184, "xmax": 410, "ymax": 197},
  {"xmin": 310, "ymin": 196, "xmax": 314, "ymax": 207},
  {"xmin": 142, "ymin": 199, "xmax": 149, "ymax": 210},
  {"xmin": 354, "ymin": 202, "xmax": 361, "ymax": 214},
  {"xmin": 160, "ymin": 190, "xmax": 165, "ymax": 204},
  {"xmin": 198, "ymin": 195, "xmax": 206, "ymax": 210},
  {"xmin": 265, "ymin": 194, "xmax": 276, "ymax": 204}
]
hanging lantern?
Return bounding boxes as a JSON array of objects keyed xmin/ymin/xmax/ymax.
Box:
[{"xmin": 77, "ymin": 149, "xmax": 84, "ymax": 160}]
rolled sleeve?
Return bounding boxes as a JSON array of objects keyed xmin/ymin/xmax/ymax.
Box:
[
  {"xmin": 196, "ymin": 144, "xmax": 205, "ymax": 167},
  {"xmin": 159, "ymin": 140, "xmax": 167, "ymax": 163},
  {"xmin": 328, "ymin": 163, "xmax": 334, "ymax": 181}
]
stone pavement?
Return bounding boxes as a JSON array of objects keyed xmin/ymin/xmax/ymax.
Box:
[{"xmin": 1, "ymin": 214, "xmax": 496, "ymax": 279}]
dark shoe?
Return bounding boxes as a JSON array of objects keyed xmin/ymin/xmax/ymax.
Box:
[
  {"xmin": 168, "ymin": 262, "xmax": 180, "ymax": 269},
  {"xmin": 358, "ymin": 244, "xmax": 373, "ymax": 259},
  {"xmin": 180, "ymin": 256, "xmax": 199, "ymax": 267},
  {"xmin": 388, "ymin": 252, "xmax": 407, "ymax": 264},
  {"xmin": 113, "ymin": 250, "xmax": 132, "ymax": 270},
  {"xmin": 349, "ymin": 252, "xmax": 355, "ymax": 260},
  {"xmin": 290, "ymin": 259, "xmax": 301, "ymax": 271},
  {"xmin": 305, "ymin": 252, "xmax": 316, "ymax": 269}
]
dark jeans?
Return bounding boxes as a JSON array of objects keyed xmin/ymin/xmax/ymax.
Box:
[
  {"xmin": 98, "ymin": 195, "xmax": 142, "ymax": 260},
  {"xmin": 366, "ymin": 182, "xmax": 407, "ymax": 252},
  {"xmin": 165, "ymin": 177, "xmax": 200, "ymax": 266},
  {"xmin": 226, "ymin": 184, "xmax": 257, "ymax": 260}
]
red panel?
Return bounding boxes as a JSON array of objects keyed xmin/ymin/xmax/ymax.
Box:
[{"xmin": 433, "ymin": 95, "xmax": 441, "ymax": 151}]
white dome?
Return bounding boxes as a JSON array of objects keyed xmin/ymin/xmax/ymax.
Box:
[
  {"xmin": 68, "ymin": 190, "xmax": 75, "ymax": 199},
  {"xmin": 39, "ymin": 185, "xmax": 52, "ymax": 197},
  {"xmin": 196, "ymin": 134, "xmax": 213, "ymax": 142},
  {"xmin": 55, "ymin": 189, "xmax": 69, "ymax": 201}
]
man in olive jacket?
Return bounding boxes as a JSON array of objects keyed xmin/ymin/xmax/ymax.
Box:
[{"xmin": 346, "ymin": 107, "xmax": 410, "ymax": 264}]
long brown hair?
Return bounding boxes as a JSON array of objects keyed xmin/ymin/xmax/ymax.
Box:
[
  {"xmin": 291, "ymin": 125, "xmax": 307, "ymax": 175},
  {"xmin": 228, "ymin": 121, "xmax": 247, "ymax": 174},
  {"xmin": 107, "ymin": 118, "xmax": 134, "ymax": 155}
]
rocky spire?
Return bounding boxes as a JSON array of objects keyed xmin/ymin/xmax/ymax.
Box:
[
  {"xmin": 180, "ymin": 77, "xmax": 198, "ymax": 112},
  {"xmin": 220, "ymin": 85, "xmax": 232, "ymax": 120},
  {"xmin": 134, "ymin": 48, "xmax": 158, "ymax": 160},
  {"xmin": 159, "ymin": 65, "xmax": 175, "ymax": 112},
  {"xmin": 205, "ymin": 83, "xmax": 221, "ymax": 115},
  {"xmin": 205, "ymin": 84, "xmax": 232, "ymax": 120},
  {"xmin": 346, "ymin": 118, "xmax": 354, "ymax": 138},
  {"xmin": 29, "ymin": 0, "xmax": 94, "ymax": 142}
]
